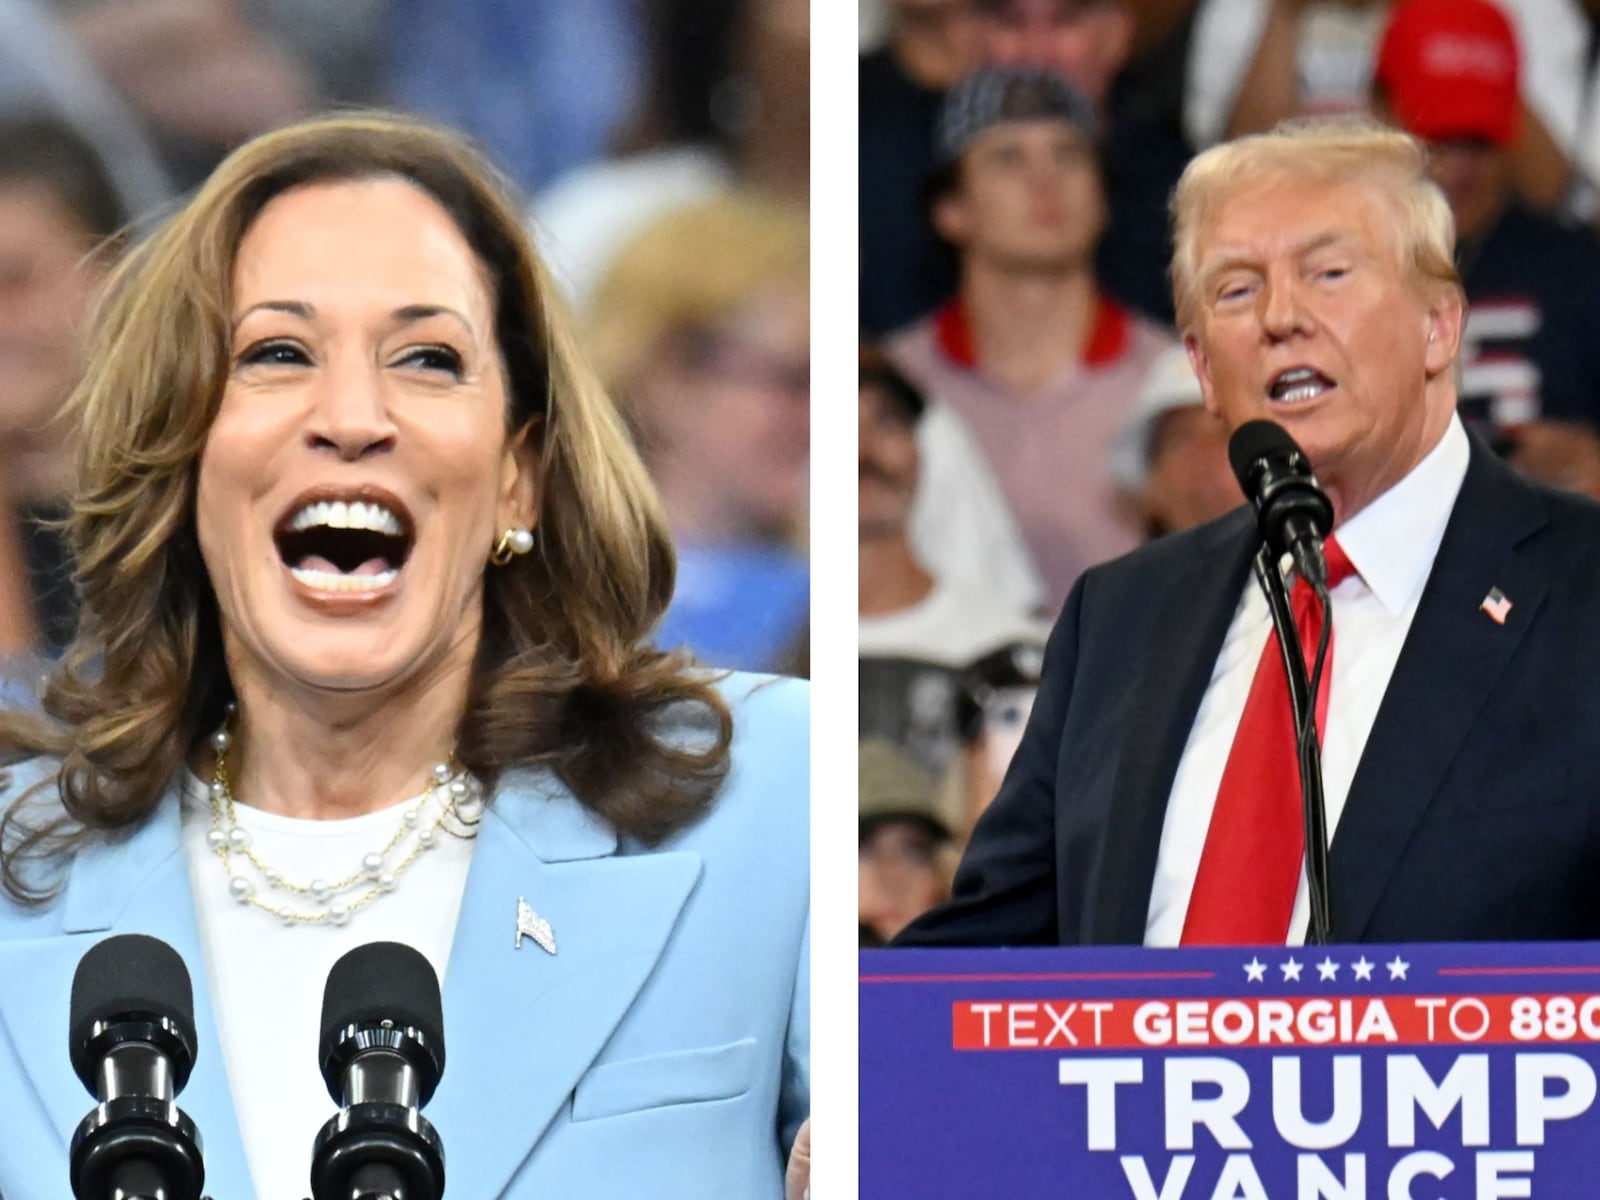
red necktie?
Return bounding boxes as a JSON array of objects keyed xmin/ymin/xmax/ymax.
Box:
[{"xmin": 1181, "ymin": 537, "xmax": 1356, "ymax": 945}]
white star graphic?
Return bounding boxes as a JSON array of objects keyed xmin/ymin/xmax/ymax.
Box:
[
  {"xmin": 1317, "ymin": 957, "xmax": 1339, "ymax": 981},
  {"xmin": 1386, "ymin": 956, "xmax": 1410, "ymax": 981},
  {"xmin": 1280, "ymin": 958, "xmax": 1303, "ymax": 981},
  {"xmin": 1243, "ymin": 957, "xmax": 1267, "ymax": 982},
  {"xmin": 1352, "ymin": 956, "xmax": 1375, "ymax": 981}
]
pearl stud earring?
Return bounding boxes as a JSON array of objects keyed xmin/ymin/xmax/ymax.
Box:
[{"xmin": 490, "ymin": 527, "xmax": 535, "ymax": 566}]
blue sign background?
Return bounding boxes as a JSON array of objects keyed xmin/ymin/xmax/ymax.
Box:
[{"xmin": 860, "ymin": 944, "xmax": 1600, "ymax": 1198}]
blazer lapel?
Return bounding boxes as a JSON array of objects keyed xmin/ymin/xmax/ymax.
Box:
[
  {"xmin": 431, "ymin": 771, "xmax": 701, "ymax": 1198},
  {"xmin": 1085, "ymin": 511, "xmax": 1259, "ymax": 943},
  {"xmin": 0, "ymin": 790, "xmax": 254, "ymax": 1200},
  {"xmin": 1331, "ymin": 445, "xmax": 1550, "ymax": 939}
]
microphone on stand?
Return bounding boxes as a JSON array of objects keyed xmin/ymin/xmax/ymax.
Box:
[
  {"xmin": 310, "ymin": 942, "xmax": 447, "ymax": 1200},
  {"xmin": 68, "ymin": 934, "xmax": 206, "ymax": 1200},
  {"xmin": 1228, "ymin": 419, "xmax": 1335, "ymax": 587},
  {"xmin": 1227, "ymin": 419, "xmax": 1338, "ymax": 944}
]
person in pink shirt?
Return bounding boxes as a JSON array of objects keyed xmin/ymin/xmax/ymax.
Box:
[{"xmin": 886, "ymin": 65, "xmax": 1176, "ymax": 614}]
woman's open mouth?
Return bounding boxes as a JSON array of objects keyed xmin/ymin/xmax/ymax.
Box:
[{"xmin": 273, "ymin": 490, "xmax": 415, "ymax": 596}]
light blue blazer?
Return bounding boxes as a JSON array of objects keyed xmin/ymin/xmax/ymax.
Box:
[{"xmin": 0, "ymin": 673, "xmax": 808, "ymax": 1199}]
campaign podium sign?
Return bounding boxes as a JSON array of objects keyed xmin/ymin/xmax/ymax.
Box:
[{"xmin": 860, "ymin": 944, "xmax": 1600, "ymax": 1198}]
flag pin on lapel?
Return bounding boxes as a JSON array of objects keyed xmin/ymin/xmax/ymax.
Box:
[
  {"xmin": 515, "ymin": 896, "xmax": 557, "ymax": 954},
  {"xmin": 1480, "ymin": 587, "xmax": 1513, "ymax": 625}
]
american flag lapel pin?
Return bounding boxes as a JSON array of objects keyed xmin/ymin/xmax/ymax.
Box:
[
  {"xmin": 1480, "ymin": 587, "xmax": 1513, "ymax": 625},
  {"xmin": 515, "ymin": 896, "xmax": 557, "ymax": 954}
]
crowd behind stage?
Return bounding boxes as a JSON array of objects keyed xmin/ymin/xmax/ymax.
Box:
[
  {"xmin": 0, "ymin": 0, "xmax": 811, "ymax": 699},
  {"xmin": 858, "ymin": 0, "xmax": 1600, "ymax": 943}
]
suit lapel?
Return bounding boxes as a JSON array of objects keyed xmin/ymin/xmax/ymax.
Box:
[
  {"xmin": 0, "ymin": 790, "xmax": 254, "ymax": 1200},
  {"xmin": 1086, "ymin": 512, "xmax": 1259, "ymax": 942},
  {"xmin": 1331, "ymin": 445, "xmax": 1549, "ymax": 939},
  {"xmin": 431, "ymin": 771, "xmax": 701, "ymax": 1198}
]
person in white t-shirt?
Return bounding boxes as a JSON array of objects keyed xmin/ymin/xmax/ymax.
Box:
[
  {"xmin": 0, "ymin": 112, "xmax": 807, "ymax": 1200},
  {"xmin": 859, "ymin": 346, "xmax": 1047, "ymax": 666}
]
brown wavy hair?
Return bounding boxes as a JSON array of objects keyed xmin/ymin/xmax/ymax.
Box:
[{"xmin": 1, "ymin": 111, "xmax": 732, "ymax": 901}]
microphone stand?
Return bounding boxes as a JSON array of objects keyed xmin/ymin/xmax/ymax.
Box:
[{"xmin": 1252, "ymin": 546, "xmax": 1333, "ymax": 945}]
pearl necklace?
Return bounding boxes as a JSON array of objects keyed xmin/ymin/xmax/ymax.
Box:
[{"xmin": 203, "ymin": 720, "xmax": 483, "ymax": 927}]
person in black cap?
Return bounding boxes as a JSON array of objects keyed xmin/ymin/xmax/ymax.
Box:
[{"xmin": 884, "ymin": 64, "xmax": 1177, "ymax": 612}]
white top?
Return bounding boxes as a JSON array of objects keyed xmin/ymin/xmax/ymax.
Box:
[
  {"xmin": 1145, "ymin": 415, "xmax": 1471, "ymax": 947},
  {"xmin": 1497, "ymin": 0, "xmax": 1600, "ymax": 217},
  {"xmin": 179, "ymin": 774, "xmax": 476, "ymax": 1200},
  {"xmin": 859, "ymin": 578, "xmax": 1050, "ymax": 666},
  {"xmin": 909, "ymin": 402, "xmax": 1048, "ymax": 618},
  {"xmin": 1186, "ymin": 0, "xmax": 1388, "ymax": 149}
]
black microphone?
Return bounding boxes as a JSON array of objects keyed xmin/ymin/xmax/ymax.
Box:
[
  {"xmin": 310, "ymin": 942, "xmax": 447, "ymax": 1200},
  {"xmin": 68, "ymin": 934, "xmax": 206, "ymax": 1200},
  {"xmin": 1228, "ymin": 419, "xmax": 1336, "ymax": 588}
]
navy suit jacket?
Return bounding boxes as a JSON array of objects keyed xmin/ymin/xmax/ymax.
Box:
[{"xmin": 901, "ymin": 436, "xmax": 1600, "ymax": 946}]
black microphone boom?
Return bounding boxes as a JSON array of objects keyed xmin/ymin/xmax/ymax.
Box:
[
  {"xmin": 311, "ymin": 941, "xmax": 447, "ymax": 1200},
  {"xmin": 1228, "ymin": 419, "xmax": 1335, "ymax": 587},
  {"xmin": 68, "ymin": 933, "xmax": 205, "ymax": 1200}
]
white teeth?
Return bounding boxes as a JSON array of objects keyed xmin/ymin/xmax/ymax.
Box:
[
  {"xmin": 289, "ymin": 566, "xmax": 398, "ymax": 593},
  {"xmin": 1278, "ymin": 385, "xmax": 1325, "ymax": 403},
  {"xmin": 288, "ymin": 499, "xmax": 403, "ymax": 535}
]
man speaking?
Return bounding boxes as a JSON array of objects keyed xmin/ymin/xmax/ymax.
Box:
[{"xmin": 898, "ymin": 119, "xmax": 1600, "ymax": 949}]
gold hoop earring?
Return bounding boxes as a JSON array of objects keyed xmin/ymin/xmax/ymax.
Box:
[{"xmin": 490, "ymin": 527, "xmax": 534, "ymax": 566}]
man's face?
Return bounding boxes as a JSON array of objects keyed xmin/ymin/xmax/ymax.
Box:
[
  {"xmin": 935, "ymin": 120, "xmax": 1104, "ymax": 273},
  {"xmin": 975, "ymin": 0, "xmax": 1132, "ymax": 103},
  {"xmin": 1425, "ymin": 137, "xmax": 1511, "ymax": 242},
  {"xmin": 1185, "ymin": 175, "xmax": 1461, "ymax": 522},
  {"xmin": 859, "ymin": 382, "xmax": 920, "ymax": 539}
]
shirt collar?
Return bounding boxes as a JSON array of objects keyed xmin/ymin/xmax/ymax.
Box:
[
  {"xmin": 932, "ymin": 292, "xmax": 1131, "ymax": 371},
  {"xmin": 1332, "ymin": 413, "xmax": 1469, "ymax": 616}
]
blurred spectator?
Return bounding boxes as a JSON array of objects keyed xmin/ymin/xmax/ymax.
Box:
[
  {"xmin": 0, "ymin": 114, "xmax": 126, "ymax": 658},
  {"xmin": 859, "ymin": 347, "xmax": 1045, "ymax": 660},
  {"xmin": 60, "ymin": 0, "xmax": 317, "ymax": 188},
  {"xmin": 954, "ymin": 641, "xmax": 1043, "ymax": 831},
  {"xmin": 1109, "ymin": 343, "xmax": 1239, "ymax": 537},
  {"xmin": 860, "ymin": 0, "xmax": 984, "ymax": 335},
  {"xmin": 1190, "ymin": 0, "xmax": 1576, "ymax": 211},
  {"xmin": 1188, "ymin": 0, "xmax": 1390, "ymax": 147},
  {"xmin": 861, "ymin": 0, "xmax": 1191, "ymax": 331},
  {"xmin": 859, "ymin": 739, "xmax": 954, "ymax": 943},
  {"xmin": 886, "ymin": 66, "xmax": 1176, "ymax": 613},
  {"xmin": 384, "ymin": 0, "xmax": 643, "ymax": 195},
  {"xmin": 1499, "ymin": 0, "xmax": 1600, "ymax": 220},
  {"xmin": 587, "ymin": 192, "xmax": 809, "ymax": 671},
  {"xmin": 970, "ymin": 0, "xmax": 1192, "ymax": 323},
  {"xmin": 1374, "ymin": 0, "xmax": 1600, "ymax": 498},
  {"xmin": 535, "ymin": 0, "xmax": 809, "ymax": 308},
  {"xmin": 860, "ymin": 348, "xmax": 1046, "ymax": 821},
  {"xmin": 0, "ymin": 0, "xmax": 173, "ymax": 221},
  {"xmin": 974, "ymin": 0, "xmax": 1134, "ymax": 96}
]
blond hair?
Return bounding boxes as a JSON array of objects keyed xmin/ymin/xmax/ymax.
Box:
[
  {"xmin": 584, "ymin": 191, "xmax": 809, "ymax": 391},
  {"xmin": 1170, "ymin": 117, "xmax": 1461, "ymax": 330},
  {"xmin": 2, "ymin": 112, "xmax": 732, "ymax": 900}
]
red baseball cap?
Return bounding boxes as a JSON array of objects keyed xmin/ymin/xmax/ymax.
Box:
[{"xmin": 1375, "ymin": 0, "xmax": 1520, "ymax": 147}]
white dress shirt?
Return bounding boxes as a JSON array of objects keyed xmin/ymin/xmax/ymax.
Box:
[{"xmin": 1145, "ymin": 416, "xmax": 1471, "ymax": 946}]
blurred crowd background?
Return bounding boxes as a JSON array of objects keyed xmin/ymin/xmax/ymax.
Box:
[
  {"xmin": 0, "ymin": 0, "xmax": 811, "ymax": 703},
  {"xmin": 858, "ymin": 0, "xmax": 1600, "ymax": 943}
]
